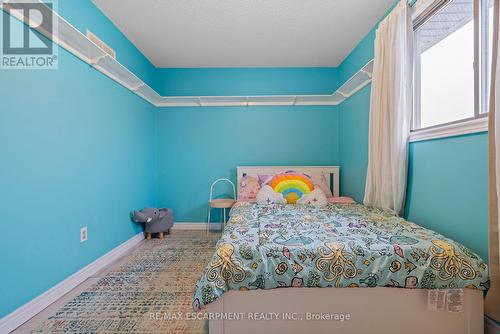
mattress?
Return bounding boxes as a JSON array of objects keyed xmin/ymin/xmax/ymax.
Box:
[{"xmin": 193, "ymin": 202, "xmax": 489, "ymax": 310}]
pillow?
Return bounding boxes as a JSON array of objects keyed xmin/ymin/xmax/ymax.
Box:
[
  {"xmin": 328, "ymin": 196, "xmax": 355, "ymax": 204},
  {"xmin": 257, "ymin": 174, "xmax": 273, "ymax": 186},
  {"xmin": 238, "ymin": 175, "xmax": 261, "ymax": 200},
  {"xmin": 310, "ymin": 172, "xmax": 333, "ymax": 198},
  {"xmin": 298, "ymin": 188, "xmax": 328, "ymax": 207},
  {"xmin": 267, "ymin": 172, "xmax": 315, "ymax": 204},
  {"xmin": 256, "ymin": 185, "xmax": 287, "ymax": 205}
]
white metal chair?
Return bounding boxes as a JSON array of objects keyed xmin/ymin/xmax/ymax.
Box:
[{"xmin": 207, "ymin": 178, "xmax": 236, "ymax": 235}]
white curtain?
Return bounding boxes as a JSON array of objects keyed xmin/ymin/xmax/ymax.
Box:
[
  {"xmin": 486, "ymin": 0, "xmax": 500, "ymax": 322},
  {"xmin": 363, "ymin": 0, "xmax": 413, "ymax": 216}
]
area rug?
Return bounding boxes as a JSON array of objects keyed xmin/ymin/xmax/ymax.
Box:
[{"xmin": 32, "ymin": 231, "xmax": 219, "ymax": 334}]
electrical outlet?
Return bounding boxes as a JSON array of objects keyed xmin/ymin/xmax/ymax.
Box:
[{"xmin": 80, "ymin": 226, "xmax": 88, "ymax": 243}]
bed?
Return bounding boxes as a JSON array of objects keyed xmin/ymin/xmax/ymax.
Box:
[{"xmin": 193, "ymin": 166, "xmax": 489, "ymax": 334}]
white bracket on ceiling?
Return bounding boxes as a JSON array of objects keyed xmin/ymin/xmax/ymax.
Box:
[
  {"xmin": 361, "ymin": 69, "xmax": 372, "ymax": 79},
  {"xmin": 131, "ymin": 82, "xmax": 146, "ymax": 92},
  {"xmin": 89, "ymin": 54, "xmax": 107, "ymax": 66}
]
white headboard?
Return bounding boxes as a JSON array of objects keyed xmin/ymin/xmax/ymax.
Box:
[{"xmin": 236, "ymin": 166, "xmax": 340, "ymax": 198}]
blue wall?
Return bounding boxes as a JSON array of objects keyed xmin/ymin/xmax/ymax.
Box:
[
  {"xmin": 0, "ymin": 0, "xmax": 489, "ymax": 320},
  {"xmin": 338, "ymin": 84, "xmax": 371, "ymax": 201},
  {"xmin": 337, "ymin": 18, "xmax": 488, "ymax": 260},
  {"xmin": 405, "ymin": 133, "xmax": 488, "ymax": 260},
  {"xmin": 155, "ymin": 68, "xmax": 340, "ymax": 96},
  {"xmin": 0, "ymin": 1, "xmax": 157, "ymax": 318},
  {"xmin": 338, "ymin": 25, "xmax": 375, "ymax": 201},
  {"xmin": 155, "ymin": 68, "xmax": 341, "ymax": 222}
]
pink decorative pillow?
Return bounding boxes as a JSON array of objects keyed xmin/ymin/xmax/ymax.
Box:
[
  {"xmin": 238, "ymin": 175, "xmax": 261, "ymax": 200},
  {"xmin": 328, "ymin": 196, "xmax": 356, "ymax": 204},
  {"xmin": 257, "ymin": 174, "xmax": 273, "ymax": 186},
  {"xmin": 310, "ymin": 172, "xmax": 333, "ymax": 198}
]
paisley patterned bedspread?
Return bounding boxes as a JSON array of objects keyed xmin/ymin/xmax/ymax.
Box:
[{"xmin": 193, "ymin": 202, "xmax": 489, "ymax": 310}]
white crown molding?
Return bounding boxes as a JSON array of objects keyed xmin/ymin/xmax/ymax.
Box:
[
  {"xmin": 409, "ymin": 117, "xmax": 488, "ymax": 143},
  {"xmin": 2, "ymin": 0, "xmax": 373, "ymax": 108},
  {"xmin": 0, "ymin": 232, "xmax": 144, "ymax": 334}
]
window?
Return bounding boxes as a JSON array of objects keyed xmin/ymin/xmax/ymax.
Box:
[{"xmin": 413, "ymin": 0, "xmax": 493, "ymax": 132}]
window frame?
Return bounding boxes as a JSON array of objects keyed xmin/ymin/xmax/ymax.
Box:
[{"xmin": 410, "ymin": 0, "xmax": 490, "ymax": 142}]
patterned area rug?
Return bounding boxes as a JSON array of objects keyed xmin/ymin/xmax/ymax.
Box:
[{"xmin": 32, "ymin": 231, "xmax": 219, "ymax": 334}]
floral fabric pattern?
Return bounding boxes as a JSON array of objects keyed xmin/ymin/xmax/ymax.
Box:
[{"xmin": 193, "ymin": 202, "xmax": 489, "ymax": 310}]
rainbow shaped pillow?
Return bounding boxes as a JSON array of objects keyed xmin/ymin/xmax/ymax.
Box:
[{"xmin": 268, "ymin": 172, "xmax": 315, "ymax": 204}]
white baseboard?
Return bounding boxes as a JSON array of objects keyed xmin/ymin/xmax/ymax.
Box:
[
  {"xmin": 172, "ymin": 222, "xmax": 223, "ymax": 230},
  {"xmin": 0, "ymin": 232, "xmax": 144, "ymax": 334}
]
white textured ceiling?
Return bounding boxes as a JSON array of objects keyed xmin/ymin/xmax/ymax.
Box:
[{"xmin": 91, "ymin": 0, "xmax": 395, "ymax": 68}]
